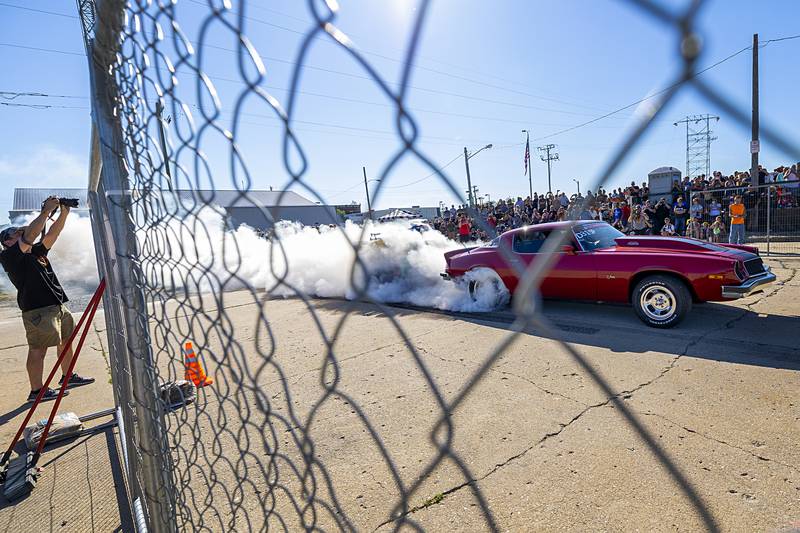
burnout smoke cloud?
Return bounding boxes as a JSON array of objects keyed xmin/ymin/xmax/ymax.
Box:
[{"xmin": 2, "ymin": 207, "xmax": 509, "ymax": 313}]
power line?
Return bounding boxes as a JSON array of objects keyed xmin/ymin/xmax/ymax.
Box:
[
  {"xmin": 4, "ymin": 10, "xmax": 796, "ymax": 129},
  {"xmin": 184, "ymin": 0, "xmax": 615, "ymax": 114},
  {"xmin": 0, "ymin": 0, "xmax": 628, "ymax": 117},
  {"xmin": 383, "ymin": 154, "xmax": 465, "ymax": 189},
  {"xmin": 4, "ymin": 2, "xmax": 799, "ymax": 148},
  {"xmin": 761, "ymin": 34, "xmax": 800, "ymax": 44},
  {"xmin": 531, "ymin": 45, "xmax": 752, "ymax": 142},
  {"xmin": 0, "ymin": 101, "xmax": 87, "ymax": 109},
  {"xmin": 0, "ymin": 42, "xmax": 83, "ymax": 56},
  {"xmin": 0, "ymin": 37, "xmax": 626, "ymax": 120},
  {"xmin": 0, "ymin": 90, "xmax": 86, "ymax": 100},
  {"xmin": 0, "ymin": 44, "xmax": 638, "ymax": 130},
  {"xmin": 3, "ymin": 0, "xmax": 798, "ymax": 122},
  {"xmin": 0, "ymin": 0, "xmax": 614, "ymax": 111},
  {"xmin": 0, "ymin": 1, "xmax": 73, "ymax": 18}
]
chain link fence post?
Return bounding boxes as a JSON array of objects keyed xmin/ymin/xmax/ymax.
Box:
[
  {"xmin": 82, "ymin": 1, "xmax": 178, "ymax": 530},
  {"xmin": 766, "ymin": 185, "xmax": 771, "ymax": 254},
  {"xmin": 87, "ymin": 126, "xmax": 144, "ymax": 526}
]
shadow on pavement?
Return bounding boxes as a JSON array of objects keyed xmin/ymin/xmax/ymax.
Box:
[
  {"xmin": 0, "ymin": 404, "xmax": 30, "ymax": 427},
  {"xmin": 315, "ymin": 298, "xmax": 800, "ymax": 371},
  {"xmin": 0, "ymin": 426, "xmax": 133, "ymax": 533}
]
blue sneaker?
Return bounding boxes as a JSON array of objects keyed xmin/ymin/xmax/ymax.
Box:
[{"xmin": 27, "ymin": 387, "xmax": 69, "ymax": 403}]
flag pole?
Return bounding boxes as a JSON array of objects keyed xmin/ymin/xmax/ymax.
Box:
[{"xmin": 522, "ymin": 130, "xmax": 533, "ymax": 199}]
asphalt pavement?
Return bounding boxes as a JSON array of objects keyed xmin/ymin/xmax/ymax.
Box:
[{"xmin": 0, "ymin": 257, "xmax": 796, "ymax": 532}]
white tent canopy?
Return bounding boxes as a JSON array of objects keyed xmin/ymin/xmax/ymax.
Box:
[{"xmin": 377, "ymin": 209, "xmax": 418, "ymax": 222}]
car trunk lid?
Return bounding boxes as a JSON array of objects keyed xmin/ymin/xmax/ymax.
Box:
[{"xmin": 444, "ymin": 246, "xmax": 477, "ymax": 267}]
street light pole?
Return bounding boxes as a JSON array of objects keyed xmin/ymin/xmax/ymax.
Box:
[
  {"xmin": 463, "ymin": 144, "xmax": 493, "ymax": 209},
  {"xmin": 573, "ymin": 179, "xmax": 580, "ymax": 195},
  {"xmin": 362, "ymin": 166, "xmax": 372, "ymax": 220},
  {"xmin": 463, "ymin": 147, "xmax": 474, "ymax": 208}
]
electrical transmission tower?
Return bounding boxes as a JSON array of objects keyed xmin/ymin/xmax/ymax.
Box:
[
  {"xmin": 673, "ymin": 114, "xmax": 719, "ymax": 179},
  {"xmin": 537, "ymin": 144, "xmax": 559, "ymax": 194}
]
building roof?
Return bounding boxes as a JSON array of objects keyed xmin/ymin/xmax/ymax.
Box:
[
  {"xmin": 174, "ymin": 189, "xmax": 320, "ymax": 207},
  {"xmin": 12, "ymin": 188, "xmax": 89, "ymax": 212},
  {"xmin": 648, "ymin": 166, "xmax": 681, "ymax": 175},
  {"xmin": 11, "ymin": 188, "xmax": 322, "ymax": 212}
]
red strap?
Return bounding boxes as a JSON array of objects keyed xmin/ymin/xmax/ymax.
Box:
[
  {"xmin": 0, "ymin": 279, "xmax": 105, "ymax": 466},
  {"xmin": 33, "ymin": 278, "xmax": 106, "ymax": 461}
]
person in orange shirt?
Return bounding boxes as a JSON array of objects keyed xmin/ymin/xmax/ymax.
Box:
[{"xmin": 728, "ymin": 195, "xmax": 746, "ymax": 244}]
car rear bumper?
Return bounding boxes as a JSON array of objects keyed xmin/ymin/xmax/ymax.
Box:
[{"xmin": 721, "ymin": 269, "xmax": 776, "ymax": 299}]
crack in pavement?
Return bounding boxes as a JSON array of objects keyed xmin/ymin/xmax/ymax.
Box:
[
  {"xmin": 0, "ymin": 343, "xmax": 28, "ymax": 352},
  {"xmin": 415, "ymin": 345, "xmax": 587, "ymax": 406},
  {"xmin": 376, "ymin": 269, "xmax": 788, "ymax": 527},
  {"xmin": 374, "ymin": 357, "xmax": 691, "ymax": 529},
  {"xmin": 640, "ymin": 411, "xmax": 800, "ymax": 475}
]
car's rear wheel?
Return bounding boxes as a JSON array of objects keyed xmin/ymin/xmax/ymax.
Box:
[
  {"xmin": 632, "ymin": 275, "xmax": 691, "ymax": 328},
  {"xmin": 465, "ymin": 268, "xmax": 510, "ymax": 309}
]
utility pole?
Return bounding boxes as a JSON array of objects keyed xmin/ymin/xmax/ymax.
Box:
[
  {"xmin": 751, "ymin": 33, "xmax": 760, "ymax": 184},
  {"xmin": 362, "ymin": 166, "xmax": 373, "ymax": 220},
  {"xmin": 463, "ymin": 147, "xmax": 474, "ymax": 208},
  {"xmin": 462, "ymin": 144, "xmax": 492, "ymax": 209},
  {"xmin": 673, "ymin": 114, "xmax": 719, "ymax": 179},
  {"xmin": 537, "ymin": 144, "xmax": 559, "ymax": 194}
]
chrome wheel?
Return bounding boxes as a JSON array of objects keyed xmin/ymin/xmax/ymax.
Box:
[{"xmin": 639, "ymin": 285, "xmax": 676, "ymax": 321}]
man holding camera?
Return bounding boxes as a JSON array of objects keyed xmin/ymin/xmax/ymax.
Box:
[{"xmin": 0, "ymin": 196, "xmax": 94, "ymax": 403}]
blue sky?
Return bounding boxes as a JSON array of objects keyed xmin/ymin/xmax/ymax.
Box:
[{"xmin": 1, "ymin": 0, "xmax": 798, "ymax": 222}]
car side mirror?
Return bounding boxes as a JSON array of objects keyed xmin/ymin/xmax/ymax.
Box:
[{"xmin": 560, "ymin": 244, "xmax": 576, "ymax": 254}]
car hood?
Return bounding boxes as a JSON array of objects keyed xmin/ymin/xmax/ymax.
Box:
[{"xmin": 610, "ymin": 236, "xmax": 758, "ymax": 260}]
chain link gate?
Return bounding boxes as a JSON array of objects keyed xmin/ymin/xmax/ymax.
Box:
[
  {"xmin": 76, "ymin": 0, "xmax": 799, "ymax": 531},
  {"xmin": 682, "ymin": 183, "xmax": 800, "ymax": 255}
]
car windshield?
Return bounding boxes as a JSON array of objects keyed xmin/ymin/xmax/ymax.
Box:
[{"xmin": 572, "ymin": 222, "xmax": 623, "ymax": 251}]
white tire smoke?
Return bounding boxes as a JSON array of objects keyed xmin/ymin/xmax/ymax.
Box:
[{"xmin": 2, "ymin": 207, "xmax": 510, "ymax": 313}]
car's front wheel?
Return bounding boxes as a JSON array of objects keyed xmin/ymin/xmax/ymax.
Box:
[{"xmin": 632, "ymin": 275, "xmax": 691, "ymax": 328}]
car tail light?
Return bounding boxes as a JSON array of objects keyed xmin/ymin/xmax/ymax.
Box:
[{"xmin": 734, "ymin": 261, "xmax": 747, "ymax": 280}]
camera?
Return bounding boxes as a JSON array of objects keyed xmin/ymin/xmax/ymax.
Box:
[
  {"xmin": 58, "ymin": 198, "xmax": 80, "ymax": 208},
  {"xmin": 42, "ymin": 198, "xmax": 79, "ymax": 209}
]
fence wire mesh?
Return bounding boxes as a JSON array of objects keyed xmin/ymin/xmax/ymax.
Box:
[{"xmin": 78, "ymin": 0, "xmax": 799, "ymax": 531}]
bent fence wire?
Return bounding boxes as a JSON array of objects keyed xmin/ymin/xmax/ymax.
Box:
[{"xmin": 77, "ymin": 0, "xmax": 798, "ymax": 531}]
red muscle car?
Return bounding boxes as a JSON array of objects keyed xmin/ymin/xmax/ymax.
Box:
[{"xmin": 442, "ymin": 220, "xmax": 776, "ymax": 327}]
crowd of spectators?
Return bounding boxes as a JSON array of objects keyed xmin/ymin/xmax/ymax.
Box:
[{"xmin": 432, "ymin": 163, "xmax": 800, "ymax": 244}]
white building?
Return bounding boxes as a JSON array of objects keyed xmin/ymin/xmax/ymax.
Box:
[
  {"xmin": 9, "ymin": 188, "xmax": 89, "ymax": 222},
  {"xmin": 9, "ymin": 187, "xmax": 340, "ymax": 230}
]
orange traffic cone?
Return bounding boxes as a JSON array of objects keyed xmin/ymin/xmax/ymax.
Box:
[{"xmin": 184, "ymin": 342, "xmax": 213, "ymax": 387}]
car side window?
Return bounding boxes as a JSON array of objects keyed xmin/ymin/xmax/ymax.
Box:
[{"xmin": 513, "ymin": 231, "xmax": 546, "ymax": 254}]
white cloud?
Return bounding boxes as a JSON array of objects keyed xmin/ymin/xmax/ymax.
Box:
[
  {"xmin": 0, "ymin": 146, "xmax": 87, "ymax": 224},
  {"xmin": 0, "ymin": 146, "xmax": 87, "ymax": 188}
]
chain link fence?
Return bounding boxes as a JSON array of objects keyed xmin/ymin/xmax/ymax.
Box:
[
  {"xmin": 77, "ymin": 0, "xmax": 798, "ymax": 531},
  {"xmin": 678, "ymin": 183, "xmax": 800, "ymax": 255}
]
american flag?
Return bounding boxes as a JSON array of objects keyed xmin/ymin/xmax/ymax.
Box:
[{"xmin": 523, "ymin": 137, "xmax": 531, "ymax": 174}]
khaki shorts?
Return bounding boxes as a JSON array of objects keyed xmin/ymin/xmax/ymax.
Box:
[{"xmin": 21, "ymin": 305, "xmax": 75, "ymax": 349}]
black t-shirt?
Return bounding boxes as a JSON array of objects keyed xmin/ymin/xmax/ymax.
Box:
[{"xmin": 0, "ymin": 242, "xmax": 68, "ymax": 312}]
